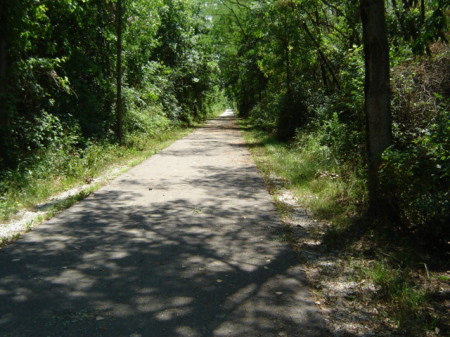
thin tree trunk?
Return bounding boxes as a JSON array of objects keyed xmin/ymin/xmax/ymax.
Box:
[
  {"xmin": 0, "ymin": 2, "xmax": 10, "ymax": 166},
  {"xmin": 116, "ymin": 0, "xmax": 124, "ymax": 144},
  {"xmin": 319, "ymin": 59, "xmax": 329, "ymax": 88},
  {"xmin": 420, "ymin": 0, "xmax": 425, "ymax": 26},
  {"xmin": 284, "ymin": 40, "xmax": 292, "ymax": 97},
  {"xmin": 360, "ymin": 0, "xmax": 393, "ymax": 215},
  {"xmin": 391, "ymin": 0, "xmax": 408, "ymax": 40}
]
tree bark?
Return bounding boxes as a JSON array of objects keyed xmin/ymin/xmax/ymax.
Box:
[
  {"xmin": 420, "ymin": 0, "xmax": 425, "ymax": 26},
  {"xmin": 0, "ymin": 2, "xmax": 10, "ymax": 166},
  {"xmin": 360, "ymin": 0, "xmax": 393, "ymax": 214},
  {"xmin": 391, "ymin": 0, "xmax": 409, "ymax": 41},
  {"xmin": 116, "ymin": 0, "xmax": 124, "ymax": 144}
]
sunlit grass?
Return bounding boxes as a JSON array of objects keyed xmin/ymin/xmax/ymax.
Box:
[
  {"xmin": 240, "ymin": 120, "xmax": 366, "ymax": 226},
  {"xmin": 0, "ymin": 126, "xmax": 194, "ymax": 222}
]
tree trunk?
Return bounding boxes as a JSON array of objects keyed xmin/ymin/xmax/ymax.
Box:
[
  {"xmin": 360, "ymin": 0, "xmax": 393, "ymax": 214},
  {"xmin": 391, "ymin": 0, "xmax": 409, "ymax": 41},
  {"xmin": 420, "ymin": 0, "xmax": 425, "ymax": 26},
  {"xmin": 116, "ymin": 0, "xmax": 124, "ymax": 144},
  {"xmin": 284, "ymin": 39, "xmax": 292, "ymax": 98},
  {"xmin": 0, "ymin": 2, "xmax": 10, "ymax": 166}
]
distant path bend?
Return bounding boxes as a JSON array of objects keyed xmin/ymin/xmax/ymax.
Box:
[{"xmin": 0, "ymin": 110, "xmax": 328, "ymax": 337}]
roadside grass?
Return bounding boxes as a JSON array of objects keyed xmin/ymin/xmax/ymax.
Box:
[
  {"xmin": 0, "ymin": 233, "xmax": 21, "ymax": 249},
  {"xmin": 240, "ymin": 119, "xmax": 366, "ymax": 226},
  {"xmin": 0, "ymin": 183, "xmax": 101, "ymax": 249},
  {"xmin": 240, "ymin": 119, "xmax": 448, "ymax": 336},
  {"xmin": 0, "ymin": 126, "xmax": 194, "ymax": 223},
  {"xmin": 356, "ymin": 259, "xmax": 440, "ymax": 334}
]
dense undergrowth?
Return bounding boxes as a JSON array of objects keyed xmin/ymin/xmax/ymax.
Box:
[{"xmin": 241, "ymin": 43, "xmax": 449, "ymax": 248}]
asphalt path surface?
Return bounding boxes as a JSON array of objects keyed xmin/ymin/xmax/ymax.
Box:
[{"xmin": 0, "ymin": 111, "xmax": 328, "ymax": 337}]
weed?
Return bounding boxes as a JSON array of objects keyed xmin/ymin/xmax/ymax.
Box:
[
  {"xmin": 0, "ymin": 233, "xmax": 21, "ymax": 249},
  {"xmin": 360, "ymin": 260, "xmax": 435, "ymax": 335}
]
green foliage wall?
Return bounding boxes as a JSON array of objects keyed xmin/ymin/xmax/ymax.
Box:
[
  {"xmin": 212, "ymin": 0, "xmax": 449, "ymax": 241},
  {"xmin": 0, "ymin": 0, "xmax": 221, "ymax": 170}
]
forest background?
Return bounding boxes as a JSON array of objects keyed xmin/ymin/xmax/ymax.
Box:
[{"xmin": 0, "ymin": 0, "xmax": 449, "ymax": 335}]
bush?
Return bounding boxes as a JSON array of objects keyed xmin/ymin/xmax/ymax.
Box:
[
  {"xmin": 247, "ymin": 94, "xmax": 279, "ymax": 132},
  {"xmin": 380, "ymin": 108, "xmax": 449, "ymax": 244},
  {"xmin": 305, "ymin": 89, "xmax": 365, "ymax": 166},
  {"xmin": 391, "ymin": 43, "xmax": 449, "ymax": 144},
  {"xmin": 318, "ymin": 112, "xmax": 364, "ymax": 164},
  {"xmin": 379, "ymin": 44, "xmax": 450, "ymax": 245}
]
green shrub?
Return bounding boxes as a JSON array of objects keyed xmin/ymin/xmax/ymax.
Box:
[
  {"xmin": 391, "ymin": 44, "xmax": 449, "ymax": 144},
  {"xmin": 317, "ymin": 112, "xmax": 364, "ymax": 164},
  {"xmin": 248, "ymin": 95, "xmax": 278, "ymax": 131},
  {"xmin": 380, "ymin": 108, "xmax": 449, "ymax": 244}
]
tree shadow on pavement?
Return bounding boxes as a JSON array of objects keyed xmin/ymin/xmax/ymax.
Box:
[{"xmin": 0, "ymin": 176, "xmax": 328, "ymax": 337}]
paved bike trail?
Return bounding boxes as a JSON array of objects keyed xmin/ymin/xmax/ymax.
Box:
[{"xmin": 0, "ymin": 111, "xmax": 328, "ymax": 337}]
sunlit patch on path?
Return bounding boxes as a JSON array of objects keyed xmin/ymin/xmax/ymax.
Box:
[{"xmin": 220, "ymin": 109, "xmax": 234, "ymax": 117}]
